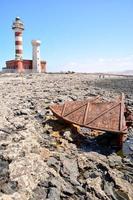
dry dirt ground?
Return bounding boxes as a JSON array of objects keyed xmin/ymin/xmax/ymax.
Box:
[{"xmin": 0, "ymin": 73, "xmax": 133, "ymax": 200}]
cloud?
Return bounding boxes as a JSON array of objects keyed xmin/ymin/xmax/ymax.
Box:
[
  {"xmin": 98, "ymin": 58, "xmax": 105, "ymax": 62},
  {"xmin": 62, "ymin": 54, "xmax": 133, "ymax": 73},
  {"xmin": 62, "ymin": 62, "xmax": 79, "ymax": 71}
]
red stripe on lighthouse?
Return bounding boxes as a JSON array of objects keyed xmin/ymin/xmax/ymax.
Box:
[
  {"xmin": 16, "ymin": 49, "xmax": 23, "ymax": 54},
  {"xmin": 15, "ymin": 32, "xmax": 22, "ymax": 36},
  {"xmin": 15, "ymin": 41, "xmax": 22, "ymax": 45}
]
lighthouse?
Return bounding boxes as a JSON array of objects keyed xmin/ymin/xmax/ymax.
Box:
[
  {"xmin": 12, "ymin": 17, "xmax": 24, "ymax": 72},
  {"xmin": 12, "ymin": 17, "xmax": 24, "ymax": 60},
  {"xmin": 32, "ymin": 40, "xmax": 41, "ymax": 73},
  {"xmin": 3, "ymin": 17, "xmax": 46, "ymax": 73}
]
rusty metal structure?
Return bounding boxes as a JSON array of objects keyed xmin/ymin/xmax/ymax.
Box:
[{"xmin": 50, "ymin": 93, "xmax": 133, "ymax": 146}]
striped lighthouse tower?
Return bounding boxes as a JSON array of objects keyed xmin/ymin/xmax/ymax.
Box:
[{"xmin": 12, "ymin": 17, "xmax": 24, "ymax": 72}]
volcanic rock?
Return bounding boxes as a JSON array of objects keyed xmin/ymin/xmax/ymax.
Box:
[{"xmin": 0, "ymin": 73, "xmax": 133, "ymax": 199}]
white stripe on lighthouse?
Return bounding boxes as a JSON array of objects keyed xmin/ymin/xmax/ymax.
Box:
[
  {"xmin": 15, "ymin": 36, "xmax": 22, "ymax": 41},
  {"xmin": 15, "ymin": 45, "xmax": 23, "ymax": 50}
]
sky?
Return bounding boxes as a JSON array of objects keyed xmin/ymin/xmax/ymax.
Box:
[{"xmin": 1, "ymin": 0, "xmax": 133, "ymax": 72}]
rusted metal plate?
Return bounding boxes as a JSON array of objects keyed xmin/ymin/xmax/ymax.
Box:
[{"xmin": 50, "ymin": 94, "xmax": 127, "ymax": 134}]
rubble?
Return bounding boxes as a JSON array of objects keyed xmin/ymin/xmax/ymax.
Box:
[{"xmin": 0, "ymin": 73, "xmax": 133, "ymax": 199}]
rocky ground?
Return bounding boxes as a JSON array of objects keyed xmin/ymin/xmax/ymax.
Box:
[{"xmin": 0, "ymin": 73, "xmax": 133, "ymax": 200}]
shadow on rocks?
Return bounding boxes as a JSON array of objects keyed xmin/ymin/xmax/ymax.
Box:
[
  {"xmin": 0, "ymin": 156, "xmax": 18, "ymax": 195},
  {"xmin": 42, "ymin": 118, "xmax": 120, "ymax": 156}
]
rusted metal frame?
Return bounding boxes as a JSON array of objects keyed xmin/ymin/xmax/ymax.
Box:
[
  {"xmin": 119, "ymin": 93, "xmax": 126, "ymax": 131},
  {"xmin": 85, "ymin": 102, "xmax": 121, "ymax": 126},
  {"xmin": 63, "ymin": 102, "xmax": 87, "ymax": 117},
  {"xmin": 61, "ymin": 102, "xmax": 67, "ymax": 116},
  {"xmin": 83, "ymin": 102, "xmax": 90, "ymax": 125},
  {"xmin": 118, "ymin": 134, "xmax": 124, "ymax": 148},
  {"xmin": 51, "ymin": 106, "xmax": 127, "ymax": 134},
  {"xmin": 63, "ymin": 96, "xmax": 100, "ymax": 117},
  {"xmin": 50, "ymin": 93, "xmax": 128, "ymax": 135},
  {"xmin": 118, "ymin": 93, "xmax": 127, "ymax": 147},
  {"xmin": 84, "ymin": 124, "xmax": 127, "ymax": 134}
]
